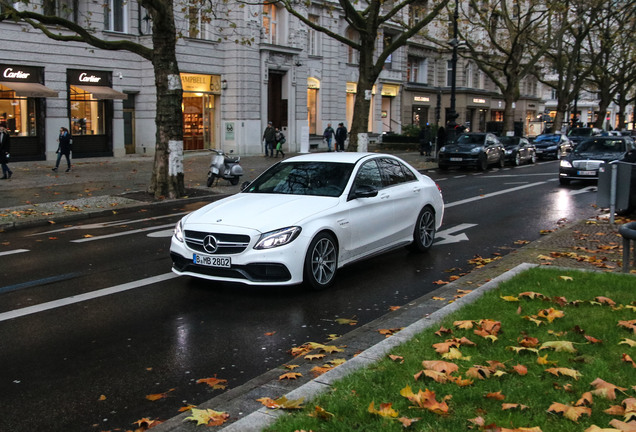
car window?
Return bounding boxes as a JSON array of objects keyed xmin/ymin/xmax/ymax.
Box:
[
  {"xmin": 244, "ymin": 162, "xmax": 354, "ymax": 197},
  {"xmin": 457, "ymin": 134, "xmax": 484, "ymax": 146},
  {"xmin": 353, "ymin": 160, "xmax": 384, "ymax": 190},
  {"xmin": 575, "ymin": 139, "xmax": 626, "ymax": 154},
  {"xmin": 377, "ymin": 158, "xmax": 416, "ymax": 186}
]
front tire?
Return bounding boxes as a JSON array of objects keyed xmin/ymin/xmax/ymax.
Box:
[
  {"xmin": 230, "ymin": 177, "xmax": 240, "ymax": 185},
  {"xmin": 478, "ymin": 155, "xmax": 488, "ymax": 171},
  {"xmin": 513, "ymin": 152, "xmax": 521, "ymax": 166},
  {"xmin": 304, "ymin": 232, "xmax": 338, "ymax": 290},
  {"xmin": 408, "ymin": 206, "xmax": 436, "ymax": 252},
  {"xmin": 206, "ymin": 173, "xmax": 214, "ymax": 187}
]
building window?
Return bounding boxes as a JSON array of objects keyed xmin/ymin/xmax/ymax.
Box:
[
  {"xmin": 346, "ymin": 28, "xmax": 359, "ymax": 64},
  {"xmin": 478, "ymin": 70, "xmax": 485, "ymax": 89},
  {"xmin": 263, "ymin": 3, "xmax": 278, "ymax": 44},
  {"xmin": 104, "ymin": 0, "xmax": 127, "ymax": 33},
  {"xmin": 466, "ymin": 62, "xmax": 474, "ymax": 88},
  {"xmin": 407, "ymin": 57, "xmax": 428, "ymax": 84},
  {"xmin": 408, "ymin": 2, "xmax": 428, "ymax": 26},
  {"xmin": 384, "ymin": 34, "xmax": 393, "ymax": 69},
  {"xmin": 307, "ymin": 14, "xmax": 321, "ymax": 56},
  {"xmin": 70, "ymin": 86, "xmax": 106, "ymax": 136},
  {"xmin": 188, "ymin": 2, "xmax": 211, "ymax": 39},
  {"xmin": 43, "ymin": 0, "xmax": 78, "ymax": 22},
  {"xmin": 446, "ymin": 60, "xmax": 453, "ymax": 86}
]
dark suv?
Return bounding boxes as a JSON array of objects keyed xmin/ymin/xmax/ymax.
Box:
[
  {"xmin": 559, "ymin": 136, "xmax": 635, "ymax": 185},
  {"xmin": 567, "ymin": 127, "xmax": 602, "ymax": 146},
  {"xmin": 437, "ymin": 133, "xmax": 505, "ymax": 171}
]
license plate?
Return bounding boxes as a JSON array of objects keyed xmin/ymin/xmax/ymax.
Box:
[
  {"xmin": 536, "ymin": 149, "xmax": 543, "ymax": 153},
  {"xmin": 577, "ymin": 170, "xmax": 596, "ymax": 176},
  {"xmin": 194, "ymin": 254, "xmax": 231, "ymax": 268},
  {"xmin": 450, "ymin": 157, "xmax": 463, "ymax": 162}
]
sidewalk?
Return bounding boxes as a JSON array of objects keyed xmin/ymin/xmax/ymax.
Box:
[
  {"xmin": 0, "ymin": 148, "xmax": 437, "ymax": 230},
  {"xmin": 1, "ymin": 148, "xmax": 633, "ymax": 432}
]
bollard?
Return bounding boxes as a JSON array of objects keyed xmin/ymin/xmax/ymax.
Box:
[{"xmin": 618, "ymin": 221, "xmax": 636, "ymax": 273}]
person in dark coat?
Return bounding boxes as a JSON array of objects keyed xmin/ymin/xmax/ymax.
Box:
[
  {"xmin": 0, "ymin": 125, "xmax": 12, "ymax": 179},
  {"xmin": 262, "ymin": 121, "xmax": 276, "ymax": 157},
  {"xmin": 335, "ymin": 122, "xmax": 347, "ymax": 152},
  {"xmin": 53, "ymin": 127, "xmax": 72, "ymax": 172},
  {"xmin": 419, "ymin": 125, "xmax": 432, "ymax": 156},
  {"xmin": 437, "ymin": 126, "xmax": 446, "ymax": 149}
]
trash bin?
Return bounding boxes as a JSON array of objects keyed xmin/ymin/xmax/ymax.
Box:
[{"xmin": 597, "ymin": 161, "xmax": 636, "ymax": 217}]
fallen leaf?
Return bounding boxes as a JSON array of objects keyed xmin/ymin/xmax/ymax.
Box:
[
  {"xmin": 368, "ymin": 401, "xmax": 399, "ymax": 418},
  {"xmin": 547, "ymin": 402, "xmax": 592, "ymax": 422},
  {"xmin": 257, "ymin": 396, "xmax": 304, "ymax": 410},
  {"xmin": 183, "ymin": 408, "xmax": 229, "ymax": 426},
  {"xmin": 146, "ymin": 388, "xmax": 175, "ymax": 401},
  {"xmin": 279, "ymin": 372, "xmax": 302, "ymax": 380},
  {"xmin": 196, "ymin": 377, "xmax": 228, "ymax": 389}
]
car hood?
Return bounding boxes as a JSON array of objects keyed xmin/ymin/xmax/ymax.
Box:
[
  {"xmin": 569, "ymin": 152, "xmax": 624, "ymax": 162},
  {"xmin": 183, "ymin": 193, "xmax": 339, "ymax": 232},
  {"xmin": 533, "ymin": 141, "xmax": 558, "ymax": 148},
  {"xmin": 442, "ymin": 143, "xmax": 481, "ymax": 151}
]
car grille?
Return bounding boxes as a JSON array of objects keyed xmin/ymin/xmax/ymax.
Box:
[
  {"xmin": 572, "ymin": 160, "xmax": 603, "ymax": 170},
  {"xmin": 184, "ymin": 230, "xmax": 250, "ymax": 255}
]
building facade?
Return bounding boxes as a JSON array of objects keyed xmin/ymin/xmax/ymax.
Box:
[{"xmin": 0, "ymin": 0, "xmax": 627, "ymax": 163}]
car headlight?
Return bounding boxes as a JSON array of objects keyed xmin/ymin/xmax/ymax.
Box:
[
  {"xmin": 560, "ymin": 160, "xmax": 572, "ymax": 168},
  {"xmin": 505, "ymin": 149, "xmax": 513, "ymax": 155},
  {"xmin": 255, "ymin": 227, "xmax": 302, "ymax": 250},
  {"xmin": 173, "ymin": 219, "xmax": 184, "ymax": 242},
  {"xmin": 470, "ymin": 147, "xmax": 483, "ymax": 154},
  {"xmin": 547, "ymin": 145, "xmax": 557, "ymax": 151},
  {"xmin": 439, "ymin": 146, "xmax": 446, "ymax": 153}
]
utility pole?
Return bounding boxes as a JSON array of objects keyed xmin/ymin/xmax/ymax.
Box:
[{"xmin": 447, "ymin": 0, "xmax": 459, "ymax": 144}]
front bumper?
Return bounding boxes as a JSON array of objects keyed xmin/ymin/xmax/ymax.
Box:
[
  {"xmin": 170, "ymin": 229, "xmax": 309, "ymax": 286},
  {"xmin": 438, "ymin": 153, "xmax": 480, "ymax": 166}
]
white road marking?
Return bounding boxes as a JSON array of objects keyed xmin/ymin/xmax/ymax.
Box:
[
  {"xmin": 0, "ymin": 273, "xmax": 178, "ymax": 322},
  {"xmin": 70, "ymin": 223, "xmax": 176, "ymax": 242},
  {"xmin": 0, "ymin": 249, "xmax": 29, "ymax": 257},
  {"xmin": 445, "ymin": 181, "xmax": 547, "ymax": 208}
]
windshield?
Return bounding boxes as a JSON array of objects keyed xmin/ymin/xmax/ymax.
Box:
[
  {"xmin": 568, "ymin": 128, "xmax": 592, "ymax": 137},
  {"xmin": 242, "ymin": 161, "xmax": 355, "ymax": 197},
  {"xmin": 535, "ymin": 135, "xmax": 559, "ymax": 143},
  {"xmin": 457, "ymin": 134, "xmax": 485, "ymax": 146},
  {"xmin": 498, "ymin": 137, "xmax": 518, "ymax": 146},
  {"xmin": 574, "ymin": 139, "xmax": 625, "ymax": 154}
]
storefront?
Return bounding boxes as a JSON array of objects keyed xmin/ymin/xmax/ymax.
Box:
[
  {"xmin": 346, "ymin": 82, "xmax": 375, "ymax": 133},
  {"xmin": 381, "ymin": 84, "xmax": 399, "ymax": 133},
  {"xmin": 67, "ymin": 69, "xmax": 127, "ymax": 157},
  {"xmin": 307, "ymin": 77, "xmax": 319, "ymax": 135},
  {"xmin": 180, "ymin": 73, "xmax": 221, "ymax": 151},
  {"xmin": 0, "ymin": 64, "xmax": 58, "ymax": 161},
  {"xmin": 465, "ymin": 97, "xmax": 489, "ymax": 132}
]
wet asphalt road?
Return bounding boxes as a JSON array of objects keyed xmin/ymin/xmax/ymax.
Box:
[{"xmin": 0, "ymin": 160, "xmax": 601, "ymax": 432}]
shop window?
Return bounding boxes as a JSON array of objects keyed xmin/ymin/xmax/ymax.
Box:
[
  {"xmin": 307, "ymin": 14, "xmax": 321, "ymax": 56},
  {"xmin": 104, "ymin": 0, "xmax": 128, "ymax": 33},
  {"xmin": 70, "ymin": 86, "xmax": 106, "ymax": 135},
  {"xmin": 0, "ymin": 85, "xmax": 36, "ymax": 136},
  {"xmin": 446, "ymin": 60, "xmax": 453, "ymax": 86},
  {"xmin": 383, "ymin": 34, "xmax": 393, "ymax": 69},
  {"xmin": 408, "ymin": 2, "xmax": 428, "ymax": 26}
]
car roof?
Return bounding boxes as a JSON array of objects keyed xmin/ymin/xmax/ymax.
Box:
[{"xmin": 282, "ymin": 152, "xmax": 382, "ymax": 164}]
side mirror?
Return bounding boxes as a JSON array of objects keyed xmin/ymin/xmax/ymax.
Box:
[{"xmin": 350, "ymin": 184, "xmax": 378, "ymax": 199}]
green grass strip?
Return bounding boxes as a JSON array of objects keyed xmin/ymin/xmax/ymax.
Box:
[{"xmin": 265, "ymin": 267, "xmax": 636, "ymax": 432}]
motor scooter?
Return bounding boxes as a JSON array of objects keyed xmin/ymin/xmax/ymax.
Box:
[{"xmin": 207, "ymin": 149, "xmax": 244, "ymax": 186}]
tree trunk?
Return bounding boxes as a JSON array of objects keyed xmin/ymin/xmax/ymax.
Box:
[
  {"xmin": 147, "ymin": 2, "xmax": 184, "ymax": 199},
  {"xmin": 348, "ymin": 35, "xmax": 379, "ymax": 152}
]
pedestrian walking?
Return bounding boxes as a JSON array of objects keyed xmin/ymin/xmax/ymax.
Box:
[
  {"xmin": 53, "ymin": 127, "xmax": 72, "ymax": 172},
  {"xmin": 419, "ymin": 125, "xmax": 432, "ymax": 156},
  {"xmin": 323, "ymin": 123, "xmax": 335, "ymax": 152},
  {"xmin": 335, "ymin": 122, "xmax": 347, "ymax": 152},
  {"xmin": 274, "ymin": 127, "xmax": 286, "ymax": 158},
  {"xmin": 0, "ymin": 125, "xmax": 12, "ymax": 179},
  {"xmin": 262, "ymin": 121, "xmax": 276, "ymax": 157}
]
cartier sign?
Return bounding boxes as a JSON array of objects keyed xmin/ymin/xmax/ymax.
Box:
[
  {"xmin": 68, "ymin": 69, "xmax": 110, "ymax": 86},
  {"xmin": 0, "ymin": 64, "xmax": 42, "ymax": 83}
]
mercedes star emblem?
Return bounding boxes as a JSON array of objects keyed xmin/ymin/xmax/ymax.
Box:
[{"xmin": 203, "ymin": 235, "xmax": 218, "ymax": 253}]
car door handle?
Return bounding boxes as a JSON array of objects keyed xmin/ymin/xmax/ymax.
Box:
[
  {"xmin": 380, "ymin": 194, "xmax": 390, "ymax": 200},
  {"xmin": 412, "ymin": 187, "xmax": 421, "ymax": 193}
]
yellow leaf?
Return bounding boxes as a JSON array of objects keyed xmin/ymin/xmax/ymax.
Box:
[
  {"xmin": 196, "ymin": 377, "xmax": 228, "ymax": 389},
  {"xmin": 540, "ymin": 341, "xmax": 577, "ymax": 353},
  {"xmin": 257, "ymin": 396, "xmax": 304, "ymax": 410},
  {"xmin": 547, "ymin": 402, "xmax": 592, "ymax": 422},
  {"xmin": 145, "ymin": 388, "xmax": 175, "ymax": 401},
  {"xmin": 335, "ymin": 318, "xmax": 357, "ymax": 325},
  {"xmin": 559, "ymin": 275, "xmax": 574, "ymax": 281},
  {"xmin": 368, "ymin": 401, "xmax": 399, "ymax": 418},
  {"xmin": 619, "ymin": 338, "xmax": 636, "ymax": 347},
  {"xmin": 305, "ymin": 354, "xmax": 326, "ymax": 361},
  {"xmin": 500, "ymin": 295, "xmax": 519, "ymax": 302},
  {"xmin": 184, "ymin": 408, "xmax": 229, "ymax": 426},
  {"xmin": 279, "ymin": 372, "xmax": 302, "ymax": 380},
  {"xmin": 311, "ymin": 405, "xmax": 335, "ymax": 419},
  {"xmin": 544, "ymin": 367, "xmax": 582, "ymax": 380},
  {"xmin": 98, "ymin": 395, "xmax": 106, "ymax": 401}
]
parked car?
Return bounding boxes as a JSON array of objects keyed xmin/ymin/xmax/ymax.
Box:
[
  {"xmin": 170, "ymin": 152, "xmax": 444, "ymax": 290},
  {"xmin": 558, "ymin": 136, "xmax": 636, "ymax": 185},
  {"xmin": 437, "ymin": 132, "xmax": 505, "ymax": 171},
  {"xmin": 532, "ymin": 133, "xmax": 574, "ymax": 160},
  {"xmin": 567, "ymin": 127, "xmax": 602, "ymax": 146},
  {"xmin": 498, "ymin": 136, "xmax": 537, "ymax": 166}
]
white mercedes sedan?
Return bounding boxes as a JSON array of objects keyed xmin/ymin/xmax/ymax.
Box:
[{"xmin": 170, "ymin": 152, "xmax": 444, "ymax": 289}]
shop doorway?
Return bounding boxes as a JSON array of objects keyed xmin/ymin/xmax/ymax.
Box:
[
  {"xmin": 123, "ymin": 93, "xmax": 135, "ymax": 154},
  {"xmin": 268, "ymin": 70, "xmax": 287, "ymax": 128},
  {"xmin": 412, "ymin": 106, "xmax": 429, "ymax": 127},
  {"xmin": 183, "ymin": 93, "xmax": 216, "ymax": 150}
]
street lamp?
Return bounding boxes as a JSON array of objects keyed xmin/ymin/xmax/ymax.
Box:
[{"xmin": 447, "ymin": 0, "xmax": 460, "ymax": 144}]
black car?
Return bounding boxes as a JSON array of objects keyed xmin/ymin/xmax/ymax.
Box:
[
  {"xmin": 532, "ymin": 133, "xmax": 574, "ymax": 160},
  {"xmin": 499, "ymin": 136, "xmax": 537, "ymax": 166},
  {"xmin": 437, "ymin": 132, "xmax": 505, "ymax": 171},
  {"xmin": 567, "ymin": 127, "xmax": 602, "ymax": 146},
  {"xmin": 559, "ymin": 136, "xmax": 635, "ymax": 185}
]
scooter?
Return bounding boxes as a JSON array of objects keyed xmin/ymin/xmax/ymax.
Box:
[{"xmin": 207, "ymin": 148, "xmax": 244, "ymax": 187}]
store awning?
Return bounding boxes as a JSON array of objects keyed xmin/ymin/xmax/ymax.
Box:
[
  {"xmin": 0, "ymin": 81, "xmax": 58, "ymax": 97},
  {"xmin": 75, "ymin": 85, "xmax": 128, "ymax": 100}
]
